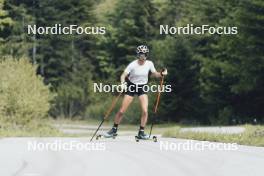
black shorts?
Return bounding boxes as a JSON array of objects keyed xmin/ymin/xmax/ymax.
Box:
[{"xmin": 124, "ymin": 80, "xmax": 147, "ymax": 97}]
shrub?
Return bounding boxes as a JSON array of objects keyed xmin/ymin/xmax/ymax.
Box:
[{"xmin": 0, "ymin": 57, "xmax": 54, "ymax": 127}]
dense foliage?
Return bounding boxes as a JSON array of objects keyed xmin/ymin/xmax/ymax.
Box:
[
  {"xmin": 0, "ymin": 57, "xmax": 54, "ymax": 127},
  {"xmin": 0, "ymin": 0, "xmax": 263, "ymax": 124}
]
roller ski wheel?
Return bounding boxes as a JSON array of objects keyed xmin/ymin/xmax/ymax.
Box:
[
  {"xmin": 152, "ymin": 136, "xmax": 158, "ymax": 142},
  {"xmin": 135, "ymin": 135, "xmax": 158, "ymax": 142},
  {"xmin": 135, "ymin": 135, "xmax": 149, "ymax": 142},
  {"xmin": 96, "ymin": 135, "xmax": 102, "ymax": 140},
  {"xmin": 135, "ymin": 136, "xmax": 140, "ymax": 142},
  {"xmin": 112, "ymin": 134, "xmax": 117, "ymax": 139}
]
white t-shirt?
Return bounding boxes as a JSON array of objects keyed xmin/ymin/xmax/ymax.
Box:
[{"xmin": 124, "ymin": 60, "xmax": 157, "ymax": 85}]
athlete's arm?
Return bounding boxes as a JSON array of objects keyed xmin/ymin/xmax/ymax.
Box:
[
  {"xmin": 151, "ymin": 71, "xmax": 165, "ymax": 78},
  {"xmin": 120, "ymin": 71, "xmax": 128, "ymax": 84},
  {"xmin": 151, "ymin": 71, "xmax": 162, "ymax": 78},
  {"xmin": 151, "ymin": 69, "xmax": 168, "ymax": 78}
]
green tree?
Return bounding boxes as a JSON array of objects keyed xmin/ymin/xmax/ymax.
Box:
[
  {"xmin": 152, "ymin": 36, "xmax": 203, "ymax": 123},
  {"xmin": 0, "ymin": 57, "xmax": 54, "ymax": 127},
  {"xmin": 106, "ymin": 0, "xmax": 158, "ymax": 71},
  {"xmin": 215, "ymin": 0, "xmax": 264, "ymax": 122},
  {"xmin": 0, "ymin": 0, "xmax": 33, "ymax": 57},
  {"xmin": 184, "ymin": 0, "xmax": 264, "ymax": 123},
  {"xmin": 33, "ymin": 0, "xmax": 97, "ymax": 117},
  {"xmin": 0, "ymin": 0, "xmax": 13, "ymax": 29}
]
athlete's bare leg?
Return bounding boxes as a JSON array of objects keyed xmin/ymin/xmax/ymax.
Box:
[
  {"xmin": 138, "ymin": 94, "xmax": 148, "ymax": 127},
  {"xmin": 114, "ymin": 95, "xmax": 134, "ymax": 124}
]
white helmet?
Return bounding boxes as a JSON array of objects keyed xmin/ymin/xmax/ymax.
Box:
[{"xmin": 136, "ymin": 45, "xmax": 149, "ymax": 54}]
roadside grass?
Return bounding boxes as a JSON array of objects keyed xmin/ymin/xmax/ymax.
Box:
[
  {"xmin": 51, "ymin": 117, "xmax": 102, "ymax": 126},
  {"xmin": 57, "ymin": 123, "xmax": 179, "ymax": 137},
  {"xmin": 4, "ymin": 116, "xmax": 263, "ymax": 147},
  {"xmin": 51, "ymin": 119, "xmax": 176, "ymax": 137},
  {"xmin": 0, "ymin": 116, "xmax": 177, "ymax": 137},
  {"xmin": 162, "ymin": 125, "xmax": 264, "ymax": 147},
  {"xmin": 0, "ymin": 119, "xmax": 62, "ymax": 137},
  {"xmin": 52, "ymin": 118, "xmax": 179, "ymax": 131}
]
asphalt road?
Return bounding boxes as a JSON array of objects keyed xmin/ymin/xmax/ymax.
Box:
[{"xmin": 0, "ymin": 136, "xmax": 263, "ymax": 176}]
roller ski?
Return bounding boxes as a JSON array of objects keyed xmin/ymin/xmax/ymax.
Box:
[
  {"xmin": 135, "ymin": 130, "xmax": 157, "ymax": 142},
  {"xmin": 96, "ymin": 127, "xmax": 118, "ymax": 140}
]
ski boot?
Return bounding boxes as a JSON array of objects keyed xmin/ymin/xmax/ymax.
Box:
[
  {"xmin": 100, "ymin": 127, "xmax": 118, "ymax": 139},
  {"xmin": 135, "ymin": 130, "xmax": 149, "ymax": 141},
  {"xmin": 135, "ymin": 130, "xmax": 157, "ymax": 142}
]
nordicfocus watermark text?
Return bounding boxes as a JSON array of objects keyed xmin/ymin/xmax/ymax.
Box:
[
  {"xmin": 28, "ymin": 140, "xmax": 105, "ymax": 151},
  {"xmin": 160, "ymin": 24, "xmax": 238, "ymax": 35},
  {"xmin": 93, "ymin": 83, "xmax": 172, "ymax": 93},
  {"xmin": 160, "ymin": 141, "xmax": 238, "ymax": 151},
  {"xmin": 27, "ymin": 24, "xmax": 106, "ymax": 35}
]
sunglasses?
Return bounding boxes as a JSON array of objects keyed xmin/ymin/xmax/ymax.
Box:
[{"xmin": 137, "ymin": 53, "xmax": 147, "ymax": 60}]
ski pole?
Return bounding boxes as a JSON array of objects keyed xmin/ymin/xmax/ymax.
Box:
[
  {"xmin": 90, "ymin": 92, "xmax": 123, "ymax": 142},
  {"xmin": 149, "ymin": 75, "xmax": 164, "ymax": 138}
]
